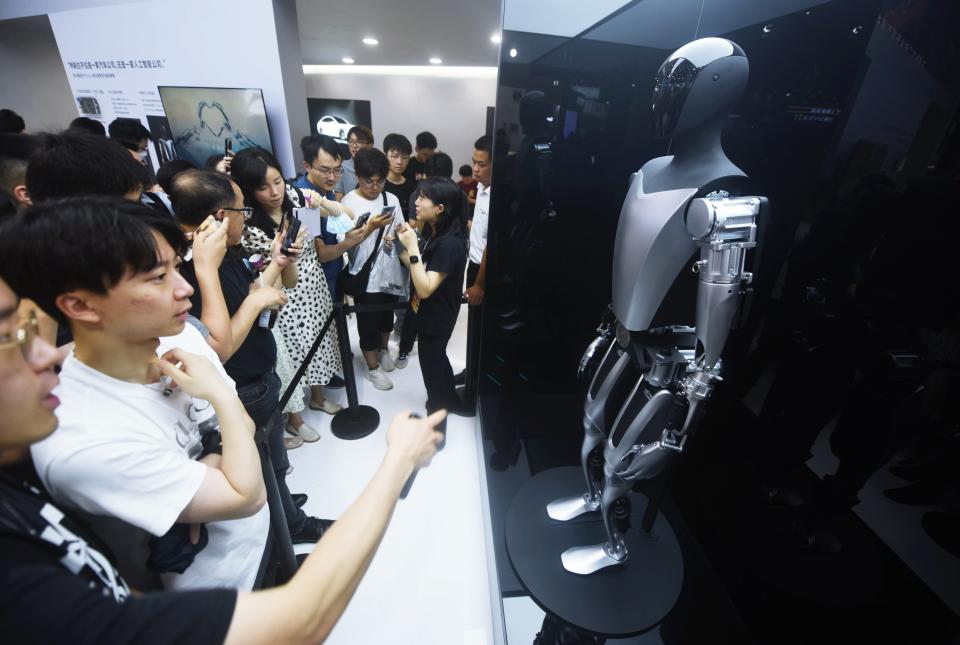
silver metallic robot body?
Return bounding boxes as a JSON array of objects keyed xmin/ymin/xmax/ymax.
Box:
[{"xmin": 549, "ymin": 186, "xmax": 764, "ymax": 575}]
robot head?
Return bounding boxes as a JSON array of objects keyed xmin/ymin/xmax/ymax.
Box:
[{"xmin": 651, "ymin": 38, "xmax": 748, "ymax": 139}]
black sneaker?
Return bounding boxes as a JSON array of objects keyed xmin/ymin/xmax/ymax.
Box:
[
  {"xmin": 327, "ymin": 375, "xmax": 345, "ymax": 389},
  {"xmin": 292, "ymin": 493, "xmax": 308, "ymax": 508},
  {"xmin": 453, "ymin": 370, "xmax": 466, "ymax": 386},
  {"xmin": 290, "ymin": 516, "xmax": 335, "ymax": 544}
]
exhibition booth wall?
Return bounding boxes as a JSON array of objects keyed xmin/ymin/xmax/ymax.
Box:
[
  {"xmin": 478, "ymin": 0, "xmax": 960, "ymax": 641},
  {"xmin": 303, "ymin": 67, "xmax": 497, "ymax": 173}
]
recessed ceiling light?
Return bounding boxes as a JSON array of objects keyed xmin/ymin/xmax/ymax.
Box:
[
  {"xmin": 429, "ymin": 57, "xmax": 442, "ymax": 65},
  {"xmin": 362, "ymin": 37, "xmax": 378, "ymax": 46},
  {"xmin": 491, "ymin": 32, "xmax": 502, "ymax": 44},
  {"xmin": 342, "ymin": 57, "xmax": 355, "ymax": 64},
  {"xmin": 509, "ymin": 48, "xmax": 517, "ymax": 58}
]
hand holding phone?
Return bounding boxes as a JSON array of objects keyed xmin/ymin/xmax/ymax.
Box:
[
  {"xmin": 224, "ymin": 138, "xmax": 233, "ymax": 156},
  {"xmin": 354, "ymin": 212, "xmax": 372, "ymax": 230},
  {"xmin": 281, "ymin": 214, "xmax": 301, "ymax": 255}
]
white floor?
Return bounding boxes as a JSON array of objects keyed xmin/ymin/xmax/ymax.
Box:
[{"xmin": 285, "ymin": 304, "xmax": 495, "ymax": 645}]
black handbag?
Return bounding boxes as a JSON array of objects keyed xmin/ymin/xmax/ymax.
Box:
[{"xmin": 341, "ymin": 192, "xmax": 388, "ymax": 298}]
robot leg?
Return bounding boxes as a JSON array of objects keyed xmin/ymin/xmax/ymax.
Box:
[{"xmin": 547, "ymin": 342, "xmax": 637, "ymax": 521}]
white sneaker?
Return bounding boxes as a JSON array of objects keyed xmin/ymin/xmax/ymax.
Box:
[
  {"xmin": 395, "ymin": 352, "xmax": 409, "ymax": 369},
  {"xmin": 366, "ymin": 366, "xmax": 393, "ymax": 390},
  {"xmin": 379, "ymin": 349, "xmax": 395, "ymax": 372}
]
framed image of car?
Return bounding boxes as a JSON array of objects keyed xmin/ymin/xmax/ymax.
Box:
[{"xmin": 317, "ymin": 115, "xmax": 353, "ymax": 140}]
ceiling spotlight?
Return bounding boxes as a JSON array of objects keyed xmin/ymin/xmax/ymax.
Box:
[
  {"xmin": 362, "ymin": 37, "xmax": 378, "ymax": 46},
  {"xmin": 342, "ymin": 57, "xmax": 355, "ymax": 64},
  {"xmin": 491, "ymin": 32, "xmax": 502, "ymax": 44},
  {"xmin": 429, "ymin": 57, "xmax": 443, "ymax": 65},
  {"xmin": 509, "ymin": 48, "xmax": 518, "ymax": 58}
]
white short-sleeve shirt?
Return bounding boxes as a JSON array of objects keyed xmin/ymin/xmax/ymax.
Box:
[{"xmin": 31, "ymin": 324, "xmax": 269, "ymax": 591}]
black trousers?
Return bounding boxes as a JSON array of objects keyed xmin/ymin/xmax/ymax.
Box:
[
  {"xmin": 355, "ymin": 291, "xmax": 398, "ymax": 352},
  {"xmin": 236, "ymin": 372, "xmax": 306, "ymax": 533},
  {"xmin": 399, "ymin": 301, "xmax": 418, "ymax": 354},
  {"xmin": 420, "ymin": 332, "xmax": 455, "ymax": 433},
  {"xmin": 464, "ymin": 260, "xmax": 482, "ymax": 403}
]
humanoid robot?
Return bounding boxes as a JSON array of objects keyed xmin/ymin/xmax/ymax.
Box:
[{"xmin": 546, "ymin": 37, "xmax": 768, "ymax": 575}]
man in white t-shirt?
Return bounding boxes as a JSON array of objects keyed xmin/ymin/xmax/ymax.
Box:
[
  {"xmin": 12, "ymin": 197, "xmax": 268, "ymax": 591},
  {"xmin": 456, "ymin": 135, "xmax": 493, "ymax": 404},
  {"xmin": 341, "ymin": 147, "xmax": 406, "ymax": 391}
]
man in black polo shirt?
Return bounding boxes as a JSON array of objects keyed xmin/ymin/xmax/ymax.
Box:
[{"xmin": 171, "ymin": 170, "xmax": 334, "ymax": 543}]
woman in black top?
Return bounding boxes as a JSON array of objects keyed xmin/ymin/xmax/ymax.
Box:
[{"xmin": 397, "ymin": 177, "xmax": 469, "ymax": 442}]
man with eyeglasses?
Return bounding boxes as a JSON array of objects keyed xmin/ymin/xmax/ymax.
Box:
[
  {"xmin": 335, "ymin": 125, "xmax": 374, "ymax": 200},
  {"xmin": 294, "ymin": 135, "xmax": 372, "ymax": 305}
]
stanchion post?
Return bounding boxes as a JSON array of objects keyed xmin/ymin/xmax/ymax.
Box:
[
  {"xmin": 256, "ymin": 431, "xmax": 297, "ymax": 584},
  {"xmin": 330, "ymin": 300, "xmax": 380, "ymax": 439}
]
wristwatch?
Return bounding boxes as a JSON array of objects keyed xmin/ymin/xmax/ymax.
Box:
[{"xmin": 409, "ymin": 255, "xmax": 420, "ymax": 264}]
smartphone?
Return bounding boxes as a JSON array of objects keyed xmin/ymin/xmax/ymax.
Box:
[
  {"xmin": 224, "ymin": 138, "xmax": 233, "ymax": 156},
  {"xmin": 354, "ymin": 212, "xmax": 371, "ymax": 229},
  {"xmin": 281, "ymin": 213, "xmax": 301, "ymax": 255},
  {"xmin": 379, "ymin": 205, "xmax": 396, "ymax": 218}
]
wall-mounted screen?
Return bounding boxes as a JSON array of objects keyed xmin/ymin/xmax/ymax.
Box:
[
  {"xmin": 158, "ymin": 86, "xmax": 273, "ymax": 167},
  {"xmin": 306, "ymin": 98, "xmax": 372, "ymax": 141}
]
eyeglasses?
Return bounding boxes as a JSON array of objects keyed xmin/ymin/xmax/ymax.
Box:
[
  {"xmin": 359, "ymin": 177, "xmax": 386, "ymax": 188},
  {"xmin": 347, "ymin": 138, "xmax": 364, "ymax": 147},
  {"xmin": 222, "ymin": 206, "xmax": 254, "ymax": 220},
  {"xmin": 311, "ymin": 164, "xmax": 343, "ymax": 177},
  {"xmin": 0, "ymin": 310, "xmax": 39, "ymax": 361}
]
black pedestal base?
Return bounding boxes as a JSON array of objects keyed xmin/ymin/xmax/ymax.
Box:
[
  {"xmin": 330, "ymin": 405, "xmax": 380, "ymax": 440},
  {"xmin": 505, "ymin": 466, "xmax": 684, "ymax": 638}
]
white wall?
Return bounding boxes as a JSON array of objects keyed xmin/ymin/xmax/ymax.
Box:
[
  {"xmin": 303, "ymin": 70, "xmax": 497, "ymax": 172},
  {"xmin": 0, "ymin": 15, "xmax": 77, "ymax": 132}
]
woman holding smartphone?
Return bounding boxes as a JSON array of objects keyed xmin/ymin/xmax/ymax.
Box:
[
  {"xmin": 396, "ymin": 177, "xmax": 469, "ymax": 441},
  {"xmin": 231, "ymin": 148, "xmax": 342, "ymax": 443}
]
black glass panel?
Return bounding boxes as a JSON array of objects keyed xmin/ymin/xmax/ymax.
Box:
[{"xmin": 481, "ymin": 0, "xmax": 960, "ymax": 642}]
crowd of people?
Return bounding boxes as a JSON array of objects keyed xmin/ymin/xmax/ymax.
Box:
[{"xmin": 0, "ymin": 107, "xmax": 496, "ymax": 642}]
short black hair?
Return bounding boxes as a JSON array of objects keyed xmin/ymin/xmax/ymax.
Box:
[
  {"xmin": 26, "ymin": 131, "xmax": 145, "ymax": 202},
  {"xmin": 416, "ymin": 131, "xmax": 437, "ymax": 150},
  {"xmin": 300, "ymin": 134, "xmax": 342, "ymax": 164},
  {"xmin": 157, "ymin": 159, "xmax": 197, "ymax": 195},
  {"xmin": 0, "ymin": 134, "xmax": 40, "ymax": 195},
  {"xmin": 382, "ymin": 133, "xmax": 412, "ymax": 156},
  {"xmin": 0, "ymin": 196, "xmax": 185, "ymax": 325},
  {"xmin": 169, "ymin": 170, "xmax": 235, "ymax": 227},
  {"xmin": 474, "ymin": 135, "xmax": 493, "ymax": 156},
  {"xmin": 68, "ymin": 117, "xmax": 106, "ymax": 137},
  {"xmin": 458, "ymin": 164, "xmax": 472, "ymax": 177},
  {"xmin": 108, "ymin": 118, "xmax": 150, "ymax": 150},
  {"xmin": 354, "ymin": 147, "xmax": 389, "ymax": 180},
  {"xmin": 0, "ymin": 109, "xmax": 25, "ymax": 134},
  {"xmin": 424, "ymin": 151, "xmax": 452, "ymax": 179},
  {"xmin": 347, "ymin": 126, "xmax": 373, "ymax": 144}
]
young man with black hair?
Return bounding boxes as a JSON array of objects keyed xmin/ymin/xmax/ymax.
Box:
[
  {"xmin": 68, "ymin": 116, "xmax": 106, "ymax": 136},
  {"xmin": 455, "ymin": 135, "xmax": 492, "ymax": 400},
  {"xmin": 0, "ymin": 133, "xmax": 39, "ymax": 222},
  {"xmin": 109, "ymin": 117, "xmax": 151, "ymax": 163},
  {"xmin": 26, "ymin": 130, "xmax": 145, "ymax": 203},
  {"xmin": 294, "ymin": 134, "xmax": 370, "ymax": 303},
  {"xmin": 404, "ymin": 131, "xmax": 438, "ymax": 184},
  {"xmin": 169, "ymin": 171, "xmax": 331, "ymax": 543},
  {"xmin": 0, "ymin": 197, "xmax": 269, "ymax": 591},
  {"xmin": 342, "ymin": 148, "xmax": 406, "ymax": 390},
  {"xmin": 0, "ymin": 271, "xmax": 445, "ymax": 643},
  {"xmin": 382, "ymin": 132, "xmax": 416, "ymax": 220},
  {"xmin": 458, "ymin": 163, "xmax": 478, "ymax": 222},
  {"xmin": 0, "ymin": 108, "xmax": 25, "ymax": 134},
  {"xmin": 335, "ymin": 125, "xmax": 374, "ymax": 200},
  {"xmin": 405, "ymin": 151, "xmax": 453, "ymax": 220}
]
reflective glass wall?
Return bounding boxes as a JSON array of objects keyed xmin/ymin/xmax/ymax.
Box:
[{"xmin": 479, "ymin": 0, "xmax": 960, "ymax": 642}]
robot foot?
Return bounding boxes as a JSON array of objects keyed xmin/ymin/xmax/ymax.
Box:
[
  {"xmin": 546, "ymin": 492, "xmax": 600, "ymax": 522},
  {"xmin": 560, "ymin": 542, "xmax": 627, "ymax": 575}
]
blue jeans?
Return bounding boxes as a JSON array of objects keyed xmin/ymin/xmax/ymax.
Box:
[{"xmin": 235, "ymin": 372, "xmax": 306, "ymax": 533}]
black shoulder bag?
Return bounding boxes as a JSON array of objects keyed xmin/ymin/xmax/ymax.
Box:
[{"xmin": 340, "ymin": 192, "xmax": 388, "ymax": 298}]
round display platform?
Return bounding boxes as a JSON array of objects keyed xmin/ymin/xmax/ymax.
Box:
[
  {"xmin": 505, "ymin": 467, "xmax": 684, "ymax": 638},
  {"xmin": 330, "ymin": 405, "xmax": 380, "ymax": 440}
]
